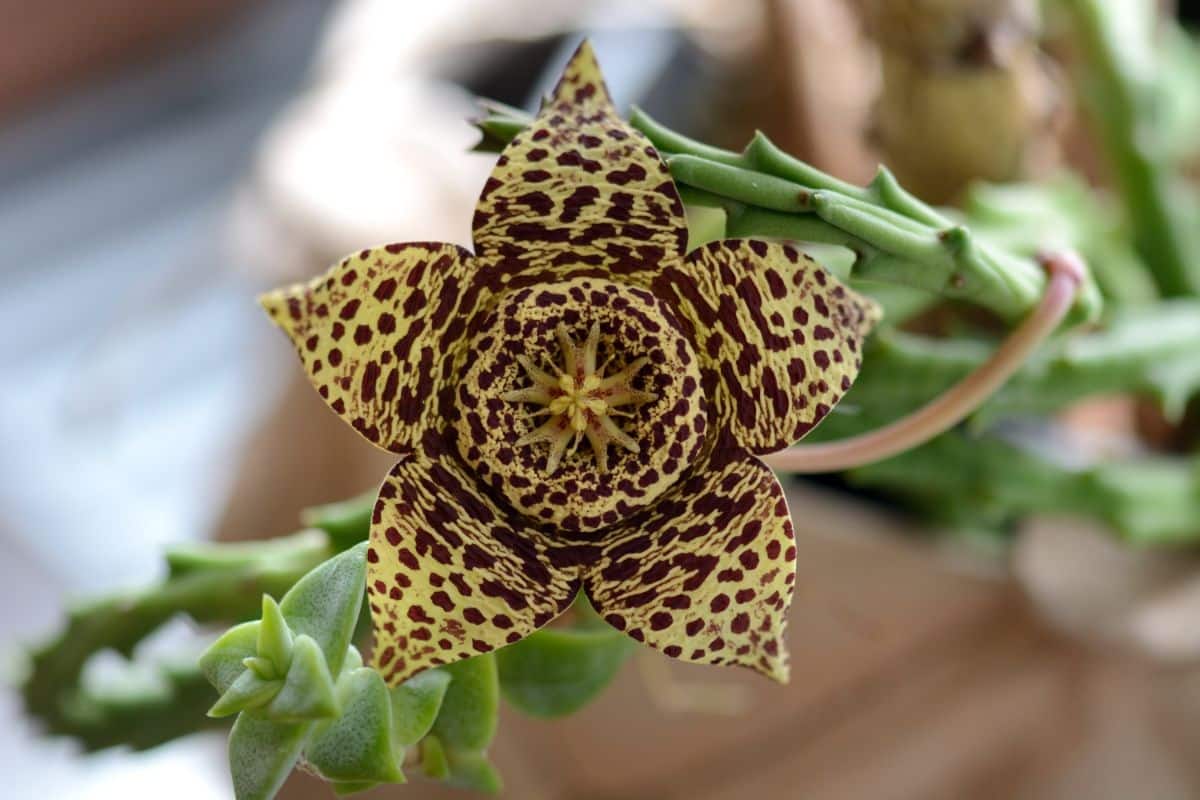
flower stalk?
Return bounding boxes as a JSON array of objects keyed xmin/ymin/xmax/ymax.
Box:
[{"xmin": 762, "ymin": 250, "xmax": 1086, "ymax": 472}]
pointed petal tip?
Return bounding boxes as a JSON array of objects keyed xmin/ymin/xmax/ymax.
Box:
[
  {"xmin": 566, "ymin": 38, "xmax": 599, "ymax": 70},
  {"xmin": 548, "ymin": 38, "xmax": 613, "ymax": 110},
  {"xmin": 257, "ymin": 286, "xmax": 299, "ymax": 332},
  {"xmin": 257, "ymin": 289, "xmax": 280, "ymax": 315},
  {"xmin": 764, "ymin": 648, "xmax": 791, "ymax": 684}
]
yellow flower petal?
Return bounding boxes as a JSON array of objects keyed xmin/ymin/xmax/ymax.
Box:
[
  {"xmin": 261, "ymin": 242, "xmax": 475, "ymax": 453},
  {"xmin": 472, "ymin": 41, "xmax": 689, "ymax": 291},
  {"xmin": 585, "ymin": 452, "xmax": 796, "ymax": 682},
  {"xmin": 367, "ymin": 443, "xmax": 582, "ymax": 685},
  {"xmin": 654, "ymin": 240, "xmax": 882, "ymax": 454}
]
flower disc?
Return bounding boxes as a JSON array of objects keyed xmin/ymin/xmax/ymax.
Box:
[{"xmin": 454, "ymin": 277, "xmax": 707, "ymax": 531}]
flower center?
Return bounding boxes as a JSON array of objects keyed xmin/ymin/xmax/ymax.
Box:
[
  {"xmin": 453, "ymin": 277, "xmax": 707, "ymax": 532},
  {"xmin": 503, "ymin": 322, "xmax": 655, "ymax": 475}
]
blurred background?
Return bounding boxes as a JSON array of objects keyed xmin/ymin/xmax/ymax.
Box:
[{"xmin": 3, "ymin": 0, "xmax": 1200, "ymax": 797}]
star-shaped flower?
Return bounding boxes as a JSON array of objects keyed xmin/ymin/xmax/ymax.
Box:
[{"xmin": 262, "ymin": 42, "xmax": 880, "ymax": 684}]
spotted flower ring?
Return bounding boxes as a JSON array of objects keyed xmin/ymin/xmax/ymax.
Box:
[{"xmin": 262, "ymin": 43, "xmax": 880, "ymax": 684}]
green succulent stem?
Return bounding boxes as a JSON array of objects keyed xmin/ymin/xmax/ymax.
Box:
[
  {"xmin": 19, "ymin": 527, "xmax": 347, "ymax": 751},
  {"xmin": 1056, "ymin": 0, "xmax": 1200, "ymax": 297},
  {"xmin": 847, "ymin": 300, "xmax": 1200, "ymax": 426},
  {"xmin": 20, "ymin": 488, "xmax": 631, "ymax": 795},
  {"xmin": 475, "ymin": 106, "xmax": 1102, "ymax": 323},
  {"xmin": 827, "ymin": 419, "xmax": 1200, "ymax": 547}
]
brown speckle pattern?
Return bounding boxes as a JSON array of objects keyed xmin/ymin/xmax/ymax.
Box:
[
  {"xmin": 260, "ymin": 242, "xmax": 474, "ymax": 453},
  {"xmin": 656, "ymin": 240, "xmax": 880, "ymax": 454},
  {"xmin": 586, "ymin": 452, "xmax": 796, "ymax": 681},
  {"xmin": 263, "ymin": 41, "xmax": 881, "ymax": 686},
  {"xmin": 470, "ymin": 42, "xmax": 688, "ymax": 295},
  {"xmin": 368, "ymin": 443, "xmax": 581, "ymax": 684},
  {"xmin": 454, "ymin": 277, "xmax": 706, "ymax": 531}
]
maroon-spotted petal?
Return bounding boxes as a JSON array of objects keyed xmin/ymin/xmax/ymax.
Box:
[
  {"xmin": 366, "ymin": 443, "xmax": 582, "ymax": 685},
  {"xmin": 584, "ymin": 451, "xmax": 797, "ymax": 682},
  {"xmin": 470, "ymin": 41, "xmax": 689, "ymax": 292},
  {"xmin": 261, "ymin": 242, "xmax": 475, "ymax": 454},
  {"xmin": 654, "ymin": 239, "xmax": 881, "ymax": 455}
]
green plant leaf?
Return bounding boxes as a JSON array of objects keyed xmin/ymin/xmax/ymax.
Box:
[
  {"xmin": 228, "ymin": 714, "xmax": 313, "ymax": 800},
  {"xmin": 497, "ymin": 627, "xmax": 634, "ymax": 718},
  {"xmin": 439, "ymin": 749, "xmax": 503, "ymax": 794},
  {"xmin": 341, "ymin": 645, "xmax": 364, "ymax": 672},
  {"xmin": 420, "ymin": 734, "xmax": 449, "ymax": 780},
  {"xmin": 208, "ymin": 670, "xmax": 281, "ymax": 719},
  {"xmin": 963, "ymin": 175, "xmax": 1159, "ymax": 306},
  {"xmin": 1147, "ymin": 355, "xmax": 1200, "ymax": 423},
  {"xmin": 265, "ymin": 635, "xmax": 338, "ymax": 722},
  {"xmin": 199, "ymin": 621, "xmax": 260, "ymax": 694},
  {"xmin": 278, "ymin": 542, "xmax": 367, "ymax": 677},
  {"xmin": 391, "ymin": 668, "xmax": 452, "ymax": 746},
  {"xmin": 430, "ymin": 655, "xmax": 499, "ymax": 752},
  {"xmin": 243, "ymin": 656, "xmax": 280, "ymax": 681},
  {"xmin": 304, "ymin": 666, "xmax": 405, "ymax": 785},
  {"xmin": 422, "ymin": 657, "xmax": 503, "ymax": 793},
  {"xmin": 257, "ymin": 596, "xmax": 293, "ymax": 676}
]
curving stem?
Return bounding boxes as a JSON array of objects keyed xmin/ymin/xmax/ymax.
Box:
[{"xmin": 763, "ymin": 250, "xmax": 1088, "ymax": 474}]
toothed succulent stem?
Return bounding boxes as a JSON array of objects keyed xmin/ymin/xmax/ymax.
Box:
[
  {"xmin": 18, "ymin": 504, "xmax": 372, "ymax": 752},
  {"xmin": 474, "ymin": 106, "xmax": 1101, "ymax": 323}
]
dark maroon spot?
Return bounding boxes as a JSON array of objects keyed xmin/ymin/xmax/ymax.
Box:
[{"xmin": 407, "ymin": 605, "xmax": 433, "ymax": 624}]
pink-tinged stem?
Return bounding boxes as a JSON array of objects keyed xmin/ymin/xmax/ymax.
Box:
[{"xmin": 762, "ymin": 250, "xmax": 1088, "ymax": 474}]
